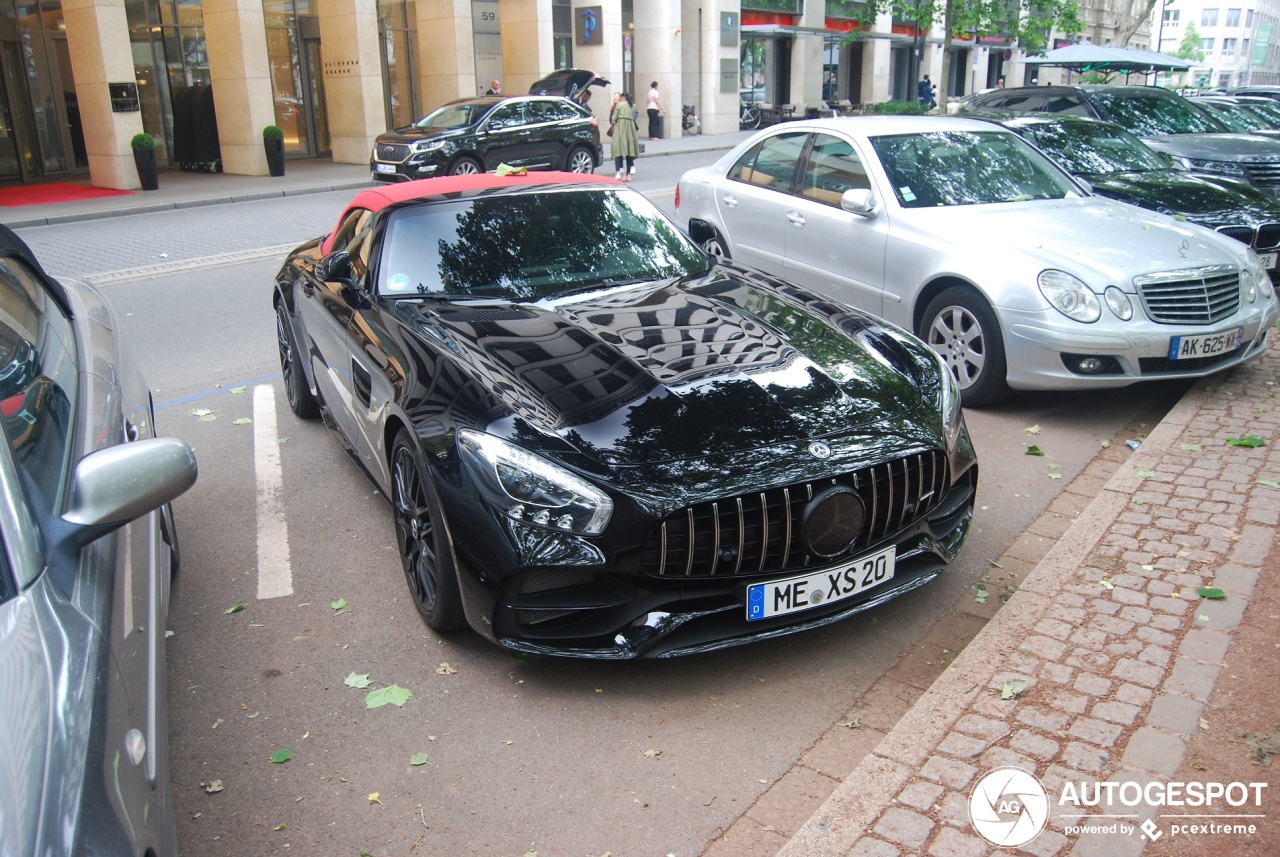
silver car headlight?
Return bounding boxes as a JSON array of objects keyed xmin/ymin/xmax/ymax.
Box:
[
  {"xmin": 457, "ymin": 429, "xmax": 613, "ymax": 536},
  {"xmin": 1104, "ymin": 286, "xmax": 1133, "ymax": 320},
  {"xmin": 1242, "ymin": 252, "xmax": 1272, "ymax": 301},
  {"xmin": 1038, "ymin": 270, "xmax": 1101, "ymax": 323},
  {"xmin": 933, "ymin": 350, "xmax": 963, "ymax": 452}
]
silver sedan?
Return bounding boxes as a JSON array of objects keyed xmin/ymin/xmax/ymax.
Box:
[{"xmin": 676, "ymin": 115, "xmax": 1278, "ymax": 405}]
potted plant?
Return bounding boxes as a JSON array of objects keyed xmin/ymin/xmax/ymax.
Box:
[
  {"xmin": 263, "ymin": 125, "xmax": 285, "ymax": 177},
  {"xmin": 131, "ymin": 133, "xmax": 159, "ymax": 190}
]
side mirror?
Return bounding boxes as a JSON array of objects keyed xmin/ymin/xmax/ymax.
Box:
[
  {"xmin": 487, "ymin": 121, "xmax": 504, "ymax": 133},
  {"xmin": 840, "ymin": 188, "xmax": 877, "ymax": 217},
  {"xmin": 316, "ymin": 250, "xmax": 353, "ymax": 283},
  {"xmin": 1075, "ymin": 177, "xmax": 1093, "ymax": 194}
]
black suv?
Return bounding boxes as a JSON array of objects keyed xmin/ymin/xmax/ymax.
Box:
[
  {"xmin": 370, "ymin": 96, "xmax": 602, "ymax": 182},
  {"xmin": 963, "ymin": 85, "xmax": 1280, "ymax": 197}
]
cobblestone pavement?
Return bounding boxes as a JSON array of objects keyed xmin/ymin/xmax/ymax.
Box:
[{"xmin": 772, "ymin": 337, "xmax": 1280, "ymax": 857}]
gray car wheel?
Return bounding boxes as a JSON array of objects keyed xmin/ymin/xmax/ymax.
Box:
[
  {"xmin": 919, "ymin": 286, "xmax": 1010, "ymax": 407},
  {"xmin": 702, "ymin": 229, "xmax": 730, "ymax": 262},
  {"xmin": 566, "ymin": 146, "xmax": 595, "ymax": 173},
  {"xmin": 449, "ymin": 156, "xmax": 483, "ymax": 176},
  {"xmin": 276, "ymin": 302, "xmax": 319, "ymax": 418}
]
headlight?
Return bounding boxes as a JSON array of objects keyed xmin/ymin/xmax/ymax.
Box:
[
  {"xmin": 933, "ymin": 351, "xmax": 964, "ymax": 452},
  {"xmin": 457, "ymin": 429, "xmax": 613, "ymax": 536},
  {"xmin": 1175, "ymin": 157, "xmax": 1247, "ymax": 177},
  {"xmin": 1244, "ymin": 251, "xmax": 1273, "ymax": 300},
  {"xmin": 1104, "ymin": 286, "xmax": 1133, "ymax": 320},
  {"xmin": 412, "ymin": 139, "xmax": 445, "ymax": 153},
  {"xmin": 1038, "ymin": 270, "xmax": 1101, "ymax": 322}
]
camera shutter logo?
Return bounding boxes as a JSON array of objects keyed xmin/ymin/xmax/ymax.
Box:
[{"xmin": 968, "ymin": 767, "xmax": 1050, "ymax": 847}]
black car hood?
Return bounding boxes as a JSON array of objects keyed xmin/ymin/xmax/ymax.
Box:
[
  {"xmin": 377, "ymin": 125, "xmax": 465, "ymax": 145},
  {"xmin": 1142, "ymin": 133, "xmax": 1280, "ymax": 161},
  {"xmin": 400, "ymin": 271, "xmax": 933, "ymax": 467},
  {"xmin": 1084, "ymin": 169, "xmax": 1280, "ymax": 225}
]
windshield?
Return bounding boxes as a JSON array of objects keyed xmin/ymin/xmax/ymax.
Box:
[
  {"xmin": 1239, "ymin": 100, "xmax": 1280, "ymax": 128},
  {"xmin": 1018, "ymin": 121, "xmax": 1168, "ymax": 175},
  {"xmin": 1087, "ymin": 89, "xmax": 1228, "ymax": 136},
  {"xmin": 1201, "ymin": 101, "xmax": 1262, "ymax": 132},
  {"xmin": 414, "ymin": 102, "xmax": 489, "ymax": 130},
  {"xmin": 377, "ymin": 187, "xmax": 708, "ymax": 301},
  {"xmin": 870, "ymin": 130, "xmax": 1082, "ymax": 208}
]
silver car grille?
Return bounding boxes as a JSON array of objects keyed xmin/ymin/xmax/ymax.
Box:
[
  {"xmin": 374, "ymin": 143, "xmax": 411, "ymax": 163},
  {"xmin": 1257, "ymin": 223, "xmax": 1280, "ymax": 250},
  {"xmin": 1246, "ymin": 160, "xmax": 1280, "ymax": 189},
  {"xmin": 640, "ymin": 450, "xmax": 949, "ymax": 579},
  {"xmin": 1135, "ymin": 265, "xmax": 1240, "ymax": 325}
]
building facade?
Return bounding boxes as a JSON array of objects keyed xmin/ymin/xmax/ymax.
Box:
[
  {"xmin": 0, "ymin": 1, "xmax": 1183, "ymax": 191},
  {"xmin": 1154, "ymin": 0, "xmax": 1274, "ymax": 88}
]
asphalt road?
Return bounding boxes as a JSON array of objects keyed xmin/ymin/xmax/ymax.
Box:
[{"xmin": 17, "ymin": 163, "xmax": 1186, "ymax": 856}]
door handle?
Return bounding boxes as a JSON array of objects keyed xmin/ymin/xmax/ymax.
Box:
[
  {"xmin": 786, "ymin": 211, "xmax": 805, "ymax": 225},
  {"xmin": 721, "ymin": 194, "xmax": 738, "ymax": 207}
]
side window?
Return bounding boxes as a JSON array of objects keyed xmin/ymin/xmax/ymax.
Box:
[
  {"xmin": 329, "ymin": 208, "xmax": 367, "ymax": 256},
  {"xmin": 1000, "ymin": 94, "xmax": 1047, "ymax": 112},
  {"xmin": 727, "ymin": 141, "xmax": 764, "ymax": 182},
  {"xmin": 527, "ymin": 100, "xmax": 557, "ymax": 124},
  {"xmin": 0, "ymin": 254, "xmax": 77, "ymax": 511},
  {"xmin": 555, "ymin": 100, "xmax": 585, "ymax": 121},
  {"xmin": 340, "ymin": 210, "xmax": 375, "ymax": 281},
  {"xmin": 727, "ymin": 132, "xmax": 806, "ymax": 191},
  {"xmin": 800, "ymin": 134, "xmax": 870, "ymax": 206},
  {"xmin": 488, "ymin": 102, "xmax": 527, "ymax": 129}
]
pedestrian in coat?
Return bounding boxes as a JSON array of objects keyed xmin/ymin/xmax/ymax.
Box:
[{"xmin": 610, "ymin": 92, "xmax": 640, "ymax": 180}]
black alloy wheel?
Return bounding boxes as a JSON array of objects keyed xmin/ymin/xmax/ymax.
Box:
[
  {"xmin": 702, "ymin": 231, "xmax": 730, "ymax": 262},
  {"xmin": 566, "ymin": 146, "xmax": 595, "ymax": 173},
  {"xmin": 449, "ymin": 156, "xmax": 483, "ymax": 176},
  {"xmin": 390, "ymin": 430, "xmax": 466, "ymax": 631},
  {"xmin": 919, "ymin": 285, "xmax": 1010, "ymax": 407},
  {"xmin": 276, "ymin": 302, "xmax": 319, "ymax": 418}
]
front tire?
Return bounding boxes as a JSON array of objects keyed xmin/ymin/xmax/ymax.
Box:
[
  {"xmin": 391, "ymin": 430, "xmax": 466, "ymax": 632},
  {"xmin": 566, "ymin": 146, "xmax": 595, "ymax": 173},
  {"xmin": 448, "ymin": 156, "xmax": 483, "ymax": 176},
  {"xmin": 276, "ymin": 301, "xmax": 319, "ymax": 418},
  {"xmin": 919, "ymin": 286, "xmax": 1010, "ymax": 407}
]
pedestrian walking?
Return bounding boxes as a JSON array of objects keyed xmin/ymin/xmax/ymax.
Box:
[
  {"xmin": 917, "ymin": 75, "xmax": 935, "ymax": 108},
  {"xmin": 646, "ymin": 81, "xmax": 665, "ymax": 140},
  {"xmin": 610, "ymin": 92, "xmax": 640, "ymax": 181}
]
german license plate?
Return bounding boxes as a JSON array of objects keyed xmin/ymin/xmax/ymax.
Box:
[
  {"xmin": 1168, "ymin": 326, "xmax": 1243, "ymax": 361},
  {"xmin": 746, "ymin": 546, "xmax": 896, "ymax": 621},
  {"xmin": 1259, "ymin": 252, "xmax": 1277, "ymax": 270},
  {"xmin": 375, "ymin": 163, "xmax": 397, "ymax": 174}
]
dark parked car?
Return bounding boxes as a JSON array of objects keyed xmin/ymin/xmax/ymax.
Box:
[
  {"xmin": 370, "ymin": 95, "xmax": 602, "ymax": 182},
  {"xmin": 1193, "ymin": 96, "xmax": 1280, "ymax": 140},
  {"xmin": 0, "ymin": 226, "xmax": 197, "ymax": 854},
  {"xmin": 529, "ymin": 68, "xmax": 611, "ymax": 105},
  {"xmin": 963, "ymin": 85, "xmax": 1280, "ymax": 197},
  {"xmin": 984, "ymin": 113, "xmax": 1280, "ymax": 271},
  {"xmin": 1229, "ymin": 86, "xmax": 1280, "ymax": 103},
  {"xmin": 272, "ymin": 173, "xmax": 977, "ymax": 658}
]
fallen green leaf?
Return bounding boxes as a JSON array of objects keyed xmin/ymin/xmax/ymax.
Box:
[
  {"xmin": 1001, "ymin": 678, "xmax": 1028, "ymax": 700},
  {"xmin": 1047, "ymin": 472, "xmax": 1062, "ymax": 480},
  {"xmin": 1025, "ymin": 424, "xmax": 1041, "ymax": 435},
  {"xmin": 1137, "ymin": 470, "xmax": 1156, "ymax": 479},
  {"xmin": 1172, "ymin": 214, "xmax": 1188, "ymax": 221},
  {"xmin": 1025, "ymin": 445, "xmax": 1044, "ymax": 456},
  {"xmin": 232, "ymin": 417, "xmax": 253, "ymax": 425},
  {"xmin": 972, "ymin": 583, "xmax": 988, "ymax": 604},
  {"xmin": 344, "ymin": 672, "xmax": 372, "ymax": 689},
  {"xmin": 188, "ymin": 407, "xmax": 212, "ymax": 417},
  {"xmin": 1181, "ymin": 443, "xmax": 1203, "ymax": 451},
  {"xmin": 1196, "ymin": 586, "xmax": 1226, "ymax": 599},
  {"xmin": 1227, "ymin": 436, "xmax": 1267, "ymax": 448},
  {"xmin": 1100, "ymin": 577, "xmax": 1115, "ymax": 590},
  {"xmin": 410, "ymin": 753, "xmax": 430, "ymax": 766},
  {"xmin": 270, "ymin": 748, "xmax": 291, "ymax": 764},
  {"xmin": 165, "ymin": 630, "xmax": 175, "ymax": 638},
  {"xmin": 331, "ymin": 598, "xmax": 348, "ymax": 611},
  {"xmin": 365, "ymin": 684, "xmax": 412, "ymax": 709},
  {"xmin": 273, "ymin": 823, "xmax": 286, "ymax": 831},
  {"xmin": 224, "ymin": 603, "xmax": 246, "ymax": 614},
  {"xmin": 230, "ymin": 386, "xmax": 248, "ymax": 394},
  {"xmin": 1257, "ymin": 479, "xmax": 1280, "ymax": 489}
]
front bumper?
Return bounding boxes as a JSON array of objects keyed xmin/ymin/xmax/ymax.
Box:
[
  {"xmin": 1000, "ymin": 298, "xmax": 1279, "ymax": 391},
  {"xmin": 370, "ymin": 155, "xmax": 443, "ymax": 183}
]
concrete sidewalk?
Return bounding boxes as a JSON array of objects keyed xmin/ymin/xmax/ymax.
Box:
[
  {"xmin": 0, "ymin": 129, "xmax": 752, "ymax": 230},
  {"xmin": 764, "ymin": 340, "xmax": 1280, "ymax": 856}
]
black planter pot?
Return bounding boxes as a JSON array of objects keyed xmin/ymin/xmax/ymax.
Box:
[
  {"xmin": 265, "ymin": 137, "xmax": 285, "ymax": 177},
  {"xmin": 133, "ymin": 147, "xmax": 159, "ymax": 191}
]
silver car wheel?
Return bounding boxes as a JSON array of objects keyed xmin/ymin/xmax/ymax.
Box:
[
  {"xmin": 927, "ymin": 304, "xmax": 986, "ymax": 389},
  {"xmin": 450, "ymin": 157, "xmax": 482, "ymax": 176},
  {"xmin": 703, "ymin": 235, "xmax": 729, "ymax": 261},
  {"xmin": 567, "ymin": 147, "xmax": 595, "ymax": 173}
]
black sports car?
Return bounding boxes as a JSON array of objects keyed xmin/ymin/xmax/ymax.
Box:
[{"xmin": 272, "ymin": 173, "xmax": 977, "ymax": 658}]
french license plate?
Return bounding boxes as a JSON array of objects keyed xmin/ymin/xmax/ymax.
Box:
[
  {"xmin": 1259, "ymin": 252, "xmax": 1277, "ymax": 270},
  {"xmin": 1168, "ymin": 326, "xmax": 1244, "ymax": 361},
  {"xmin": 746, "ymin": 546, "xmax": 896, "ymax": 621},
  {"xmin": 375, "ymin": 163, "xmax": 397, "ymax": 174}
]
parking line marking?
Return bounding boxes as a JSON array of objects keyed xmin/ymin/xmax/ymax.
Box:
[{"xmin": 254, "ymin": 384, "xmax": 293, "ymax": 599}]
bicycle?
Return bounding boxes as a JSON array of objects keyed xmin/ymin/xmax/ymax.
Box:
[
  {"xmin": 739, "ymin": 101, "xmax": 761, "ymax": 130},
  {"xmin": 681, "ymin": 103, "xmax": 700, "ymax": 134}
]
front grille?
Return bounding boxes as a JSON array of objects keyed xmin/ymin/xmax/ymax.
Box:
[
  {"xmin": 1257, "ymin": 223, "xmax": 1280, "ymax": 250},
  {"xmin": 641, "ymin": 450, "xmax": 949, "ymax": 579},
  {"xmin": 1217, "ymin": 225, "xmax": 1255, "ymax": 247},
  {"xmin": 1136, "ymin": 266, "xmax": 1240, "ymax": 325},
  {"xmin": 1246, "ymin": 160, "xmax": 1280, "ymax": 189},
  {"xmin": 374, "ymin": 143, "xmax": 411, "ymax": 163}
]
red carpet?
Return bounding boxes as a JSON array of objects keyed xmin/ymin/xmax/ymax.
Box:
[{"xmin": 0, "ymin": 182, "xmax": 135, "ymax": 207}]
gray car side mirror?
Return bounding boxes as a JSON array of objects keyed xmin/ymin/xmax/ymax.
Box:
[{"xmin": 841, "ymin": 188, "xmax": 877, "ymax": 217}]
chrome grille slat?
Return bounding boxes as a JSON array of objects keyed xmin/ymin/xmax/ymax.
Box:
[
  {"xmin": 644, "ymin": 450, "xmax": 950, "ymax": 578},
  {"xmin": 1136, "ymin": 267, "xmax": 1240, "ymax": 325}
]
